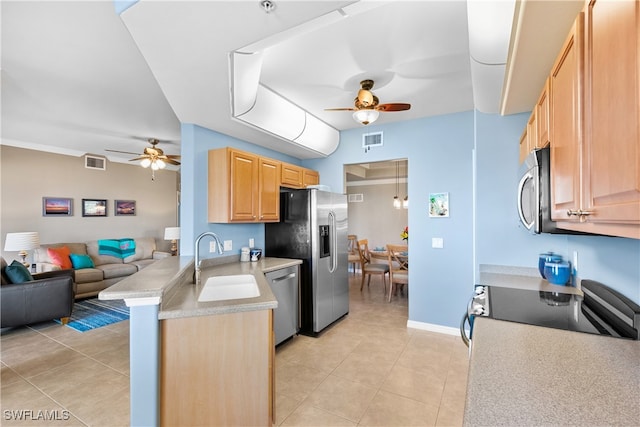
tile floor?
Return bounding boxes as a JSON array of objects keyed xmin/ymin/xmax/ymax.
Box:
[{"xmin": 1, "ymin": 274, "xmax": 468, "ymax": 426}]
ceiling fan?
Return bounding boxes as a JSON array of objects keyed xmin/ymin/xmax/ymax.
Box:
[
  {"xmin": 325, "ymin": 79, "xmax": 411, "ymax": 125},
  {"xmin": 106, "ymin": 138, "xmax": 180, "ymax": 180}
]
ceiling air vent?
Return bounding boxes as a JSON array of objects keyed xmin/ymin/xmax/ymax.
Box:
[
  {"xmin": 85, "ymin": 155, "xmax": 106, "ymax": 171},
  {"xmin": 348, "ymin": 193, "xmax": 364, "ymax": 203},
  {"xmin": 362, "ymin": 131, "xmax": 383, "ymax": 149}
]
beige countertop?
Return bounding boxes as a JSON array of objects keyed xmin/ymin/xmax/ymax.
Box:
[
  {"xmin": 464, "ymin": 317, "xmax": 640, "ymax": 426},
  {"xmin": 478, "ymin": 264, "xmax": 583, "ymax": 295},
  {"xmin": 99, "ymin": 255, "xmax": 302, "ymax": 320}
]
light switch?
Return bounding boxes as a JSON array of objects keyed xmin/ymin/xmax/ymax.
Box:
[
  {"xmin": 249, "ymin": 238, "xmax": 255, "ymax": 248},
  {"xmin": 432, "ymin": 237, "xmax": 444, "ymax": 249},
  {"xmin": 224, "ymin": 240, "xmax": 233, "ymax": 251},
  {"xmin": 209, "ymin": 241, "xmax": 217, "ymax": 253}
]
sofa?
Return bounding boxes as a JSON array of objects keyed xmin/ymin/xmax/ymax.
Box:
[
  {"xmin": 1, "ymin": 257, "xmax": 75, "ymax": 328},
  {"xmin": 34, "ymin": 237, "xmax": 170, "ymax": 299}
]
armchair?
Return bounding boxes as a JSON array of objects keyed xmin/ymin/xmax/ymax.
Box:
[{"xmin": 1, "ymin": 257, "xmax": 75, "ymax": 328}]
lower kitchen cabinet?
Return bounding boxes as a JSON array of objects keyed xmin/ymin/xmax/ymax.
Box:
[{"xmin": 160, "ymin": 310, "xmax": 274, "ymax": 426}]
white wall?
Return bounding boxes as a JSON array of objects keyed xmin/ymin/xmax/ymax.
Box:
[
  {"xmin": 346, "ymin": 182, "xmax": 408, "ymax": 250},
  {"xmin": 0, "ymin": 146, "xmax": 179, "ymax": 264}
]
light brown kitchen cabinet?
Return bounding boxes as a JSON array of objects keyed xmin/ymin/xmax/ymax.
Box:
[
  {"xmin": 549, "ymin": 13, "xmax": 584, "ymax": 224},
  {"xmin": 280, "ymin": 162, "xmax": 320, "ymax": 188},
  {"xmin": 551, "ymin": 2, "xmax": 640, "ymax": 239},
  {"xmin": 303, "ymin": 169, "xmax": 320, "ymax": 186},
  {"xmin": 208, "ymin": 147, "xmax": 280, "ymax": 223},
  {"xmin": 160, "ymin": 310, "xmax": 273, "ymax": 426},
  {"xmin": 519, "ymin": 127, "xmax": 529, "ymax": 164},
  {"xmin": 535, "ymin": 78, "xmax": 550, "ymax": 148}
]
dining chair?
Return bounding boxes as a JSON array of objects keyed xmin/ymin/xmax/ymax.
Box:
[
  {"xmin": 347, "ymin": 234, "xmax": 361, "ymax": 275},
  {"xmin": 357, "ymin": 239, "xmax": 389, "ymax": 292},
  {"xmin": 386, "ymin": 244, "xmax": 408, "ymax": 302}
]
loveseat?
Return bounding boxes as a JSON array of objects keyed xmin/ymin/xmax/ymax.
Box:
[
  {"xmin": 1, "ymin": 257, "xmax": 75, "ymax": 328},
  {"xmin": 34, "ymin": 237, "xmax": 170, "ymax": 299}
]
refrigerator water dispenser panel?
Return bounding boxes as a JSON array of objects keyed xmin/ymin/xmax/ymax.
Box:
[{"xmin": 319, "ymin": 225, "xmax": 330, "ymax": 258}]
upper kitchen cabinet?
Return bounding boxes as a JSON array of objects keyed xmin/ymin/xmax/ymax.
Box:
[
  {"xmin": 535, "ymin": 78, "xmax": 550, "ymax": 149},
  {"xmin": 208, "ymin": 148, "xmax": 280, "ymax": 223},
  {"xmin": 519, "ymin": 126, "xmax": 529, "ymax": 164},
  {"xmin": 550, "ymin": 12, "xmax": 584, "ymax": 223},
  {"xmin": 280, "ymin": 162, "xmax": 320, "ymax": 189},
  {"xmin": 550, "ymin": 2, "xmax": 639, "ymax": 239}
]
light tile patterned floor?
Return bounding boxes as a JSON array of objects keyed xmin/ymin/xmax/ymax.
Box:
[{"xmin": 1, "ymin": 274, "xmax": 468, "ymax": 426}]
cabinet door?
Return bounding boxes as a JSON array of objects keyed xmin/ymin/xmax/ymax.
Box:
[
  {"xmin": 258, "ymin": 158, "xmax": 280, "ymax": 221},
  {"xmin": 281, "ymin": 163, "xmax": 303, "ymax": 188},
  {"xmin": 302, "ymin": 169, "xmax": 319, "ymax": 187},
  {"xmin": 519, "ymin": 127, "xmax": 529, "ymax": 164},
  {"xmin": 230, "ymin": 150, "xmax": 258, "ymax": 221},
  {"xmin": 550, "ymin": 14, "xmax": 584, "ymax": 222},
  {"xmin": 536, "ymin": 78, "xmax": 550, "ymax": 148},
  {"xmin": 527, "ymin": 110, "xmax": 537, "ymax": 153},
  {"xmin": 584, "ymin": 0, "xmax": 640, "ymax": 228}
]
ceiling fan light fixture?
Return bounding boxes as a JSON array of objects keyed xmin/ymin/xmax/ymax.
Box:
[
  {"xmin": 140, "ymin": 158, "xmax": 152, "ymax": 168},
  {"xmin": 357, "ymin": 89, "xmax": 374, "ymax": 107},
  {"xmin": 353, "ymin": 109, "xmax": 379, "ymax": 125},
  {"xmin": 156, "ymin": 159, "xmax": 166, "ymax": 169}
]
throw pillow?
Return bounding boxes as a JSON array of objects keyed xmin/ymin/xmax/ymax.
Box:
[
  {"xmin": 70, "ymin": 253, "xmax": 94, "ymax": 269},
  {"xmin": 4, "ymin": 260, "xmax": 33, "ymax": 284},
  {"xmin": 47, "ymin": 246, "xmax": 72, "ymax": 269}
]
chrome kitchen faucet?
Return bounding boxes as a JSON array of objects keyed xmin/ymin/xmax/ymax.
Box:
[{"xmin": 194, "ymin": 231, "xmax": 224, "ymax": 285}]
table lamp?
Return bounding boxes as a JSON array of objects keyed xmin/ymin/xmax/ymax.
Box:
[
  {"xmin": 164, "ymin": 227, "xmax": 180, "ymax": 256},
  {"xmin": 4, "ymin": 232, "xmax": 40, "ymax": 267}
]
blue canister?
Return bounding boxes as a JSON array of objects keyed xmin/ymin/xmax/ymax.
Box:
[
  {"xmin": 538, "ymin": 253, "xmax": 563, "ymax": 278},
  {"xmin": 544, "ymin": 260, "xmax": 571, "ymax": 285}
]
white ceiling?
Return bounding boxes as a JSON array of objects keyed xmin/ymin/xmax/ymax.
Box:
[{"xmin": 1, "ymin": 1, "xmax": 584, "ymax": 162}]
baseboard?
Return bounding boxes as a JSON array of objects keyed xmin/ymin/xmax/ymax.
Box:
[{"xmin": 407, "ymin": 320, "xmax": 459, "ymax": 336}]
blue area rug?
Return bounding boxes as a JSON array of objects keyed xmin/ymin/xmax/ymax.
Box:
[{"xmin": 55, "ymin": 298, "xmax": 129, "ymax": 332}]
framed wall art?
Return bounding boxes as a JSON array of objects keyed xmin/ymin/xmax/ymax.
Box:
[
  {"xmin": 115, "ymin": 200, "xmax": 136, "ymax": 216},
  {"xmin": 82, "ymin": 199, "xmax": 107, "ymax": 217},
  {"xmin": 429, "ymin": 192, "xmax": 449, "ymax": 218},
  {"xmin": 43, "ymin": 197, "xmax": 73, "ymax": 216}
]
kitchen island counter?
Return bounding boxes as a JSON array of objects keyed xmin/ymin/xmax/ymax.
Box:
[
  {"xmin": 464, "ymin": 317, "xmax": 640, "ymax": 426},
  {"xmin": 99, "ymin": 255, "xmax": 302, "ymax": 319}
]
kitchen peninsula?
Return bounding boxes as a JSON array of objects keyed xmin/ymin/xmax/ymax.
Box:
[{"xmin": 99, "ymin": 255, "xmax": 302, "ymax": 427}]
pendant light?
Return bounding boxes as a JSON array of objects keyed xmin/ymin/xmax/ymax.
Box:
[
  {"xmin": 393, "ymin": 162, "xmax": 401, "ymax": 209},
  {"xmin": 402, "ymin": 161, "xmax": 409, "ymax": 209}
]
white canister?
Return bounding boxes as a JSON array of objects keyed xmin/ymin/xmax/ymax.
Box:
[{"xmin": 240, "ymin": 247, "xmax": 250, "ymax": 262}]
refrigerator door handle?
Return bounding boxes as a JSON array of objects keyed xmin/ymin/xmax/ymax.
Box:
[{"xmin": 329, "ymin": 211, "xmax": 337, "ymax": 273}]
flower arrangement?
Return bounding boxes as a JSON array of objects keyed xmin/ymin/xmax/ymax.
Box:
[{"xmin": 400, "ymin": 226, "xmax": 408, "ymax": 242}]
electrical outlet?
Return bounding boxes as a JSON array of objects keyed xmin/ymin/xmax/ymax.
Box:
[
  {"xmin": 224, "ymin": 240, "xmax": 233, "ymax": 251},
  {"xmin": 249, "ymin": 238, "xmax": 255, "ymax": 248},
  {"xmin": 209, "ymin": 241, "xmax": 216, "ymax": 253},
  {"xmin": 432, "ymin": 237, "xmax": 444, "ymax": 249}
]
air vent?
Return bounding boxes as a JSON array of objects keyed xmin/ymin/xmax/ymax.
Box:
[
  {"xmin": 348, "ymin": 193, "xmax": 364, "ymax": 203},
  {"xmin": 362, "ymin": 131, "xmax": 383, "ymax": 148},
  {"xmin": 85, "ymin": 155, "xmax": 106, "ymax": 170}
]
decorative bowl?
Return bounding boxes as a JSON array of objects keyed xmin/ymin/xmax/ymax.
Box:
[
  {"xmin": 538, "ymin": 253, "xmax": 563, "ymax": 278},
  {"xmin": 544, "ymin": 261, "xmax": 571, "ymax": 285}
]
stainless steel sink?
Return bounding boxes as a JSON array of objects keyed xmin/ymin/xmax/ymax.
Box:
[{"xmin": 197, "ymin": 274, "xmax": 260, "ymax": 302}]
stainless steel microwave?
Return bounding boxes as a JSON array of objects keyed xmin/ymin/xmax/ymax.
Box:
[{"xmin": 517, "ymin": 147, "xmax": 563, "ymax": 234}]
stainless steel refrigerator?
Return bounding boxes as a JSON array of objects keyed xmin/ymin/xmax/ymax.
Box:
[{"xmin": 265, "ymin": 188, "xmax": 349, "ymax": 335}]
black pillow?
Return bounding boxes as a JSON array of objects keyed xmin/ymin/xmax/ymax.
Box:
[{"xmin": 4, "ymin": 260, "xmax": 33, "ymax": 284}]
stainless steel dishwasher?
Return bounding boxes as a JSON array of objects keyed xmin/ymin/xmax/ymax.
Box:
[{"xmin": 265, "ymin": 265, "xmax": 299, "ymax": 345}]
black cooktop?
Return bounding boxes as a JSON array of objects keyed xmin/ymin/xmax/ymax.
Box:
[{"xmin": 484, "ymin": 281, "xmax": 640, "ymax": 340}]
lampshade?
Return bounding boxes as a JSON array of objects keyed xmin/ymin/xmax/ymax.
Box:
[
  {"xmin": 353, "ymin": 109, "xmax": 379, "ymax": 126},
  {"xmin": 402, "ymin": 196, "xmax": 409, "ymax": 209},
  {"xmin": 164, "ymin": 227, "xmax": 181, "ymax": 240},
  {"xmin": 4, "ymin": 232, "xmax": 40, "ymax": 251}
]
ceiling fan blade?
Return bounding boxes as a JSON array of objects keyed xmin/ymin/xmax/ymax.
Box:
[
  {"xmin": 376, "ymin": 103, "xmax": 411, "ymax": 112},
  {"xmin": 128, "ymin": 156, "xmax": 149, "ymax": 162},
  {"xmin": 165, "ymin": 159, "xmax": 181, "ymax": 166},
  {"xmin": 106, "ymin": 149, "xmax": 139, "ymax": 155},
  {"xmin": 325, "ymin": 107, "xmax": 357, "ymax": 111},
  {"xmin": 165, "ymin": 154, "xmax": 181, "ymax": 159}
]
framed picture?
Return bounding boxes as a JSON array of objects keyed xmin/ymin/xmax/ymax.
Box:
[
  {"xmin": 82, "ymin": 199, "xmax": 107, "ymax": 217},
  {"xmin": 429, "ymin": 192, "xmax": 449, "ymax": 217},
  {"xmin": 115, "ymin": 200, "xmax": 136, "ymax": 216},
  {"xmin": 43, "ymin": 197, "xmax": 73, "ymax": 216}
]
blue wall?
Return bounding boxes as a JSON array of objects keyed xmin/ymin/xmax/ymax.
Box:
[{"xmin": 180, "ymin": 111, "xmax": 640, "ymax": 329}]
